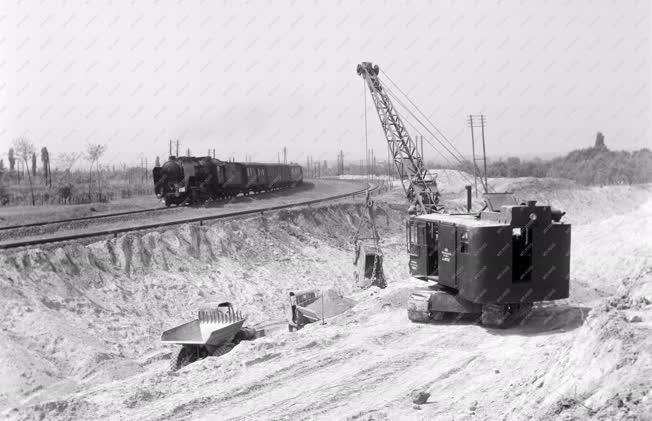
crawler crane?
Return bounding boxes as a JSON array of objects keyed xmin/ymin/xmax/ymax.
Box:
[{"xmin": 357, "ymin": 62, "xmax": 571, "ymax": 327}]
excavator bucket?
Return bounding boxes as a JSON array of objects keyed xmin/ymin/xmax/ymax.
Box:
[
  {"xmin": 352, "ymin": 190, "xmax": 386, "ymax": 289},
  {"xmin": 355, "ymin": 243, "xmax": 386, "ymax": 288},
  {"xmin": 161, "ymin": 302, "xmax": 246, "ymax": 347},
  {"xmin": 287, "ymin": 289, "xmax": 356, "ymax": 330}
]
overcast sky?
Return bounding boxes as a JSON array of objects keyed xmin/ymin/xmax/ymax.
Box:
[{"xmin": 1, "ymin": 0, "xmax": 650, "ymax": 167}]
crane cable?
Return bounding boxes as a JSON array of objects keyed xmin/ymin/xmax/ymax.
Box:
[
  {"xmin": 379, "ymin": 72, "xmax": 494, "ymax": 193},
  {"xmin": 380, "ymin": 81, "xmax": 466, "ymax": 168},
  {"xmin": 363, "ymin": 78, "xmax": 369, "ymax": 181},
  {"xmin": 380, "ymin": 69, "xmax": 468, "ymax": 164},
  {"xmin": 382, "ymin": 84, "xmax": 466, "ymax": 169},
  {"xmin": 380, "ymin": 82, "xmax": 475, "ymax": 188}
]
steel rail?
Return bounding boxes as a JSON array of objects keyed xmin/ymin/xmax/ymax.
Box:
[
  {"xmin": 0, "ymin": 184, "xmax": 376, "ymax": 250},
  {"xmin": 0, "ymin": 206, "xmax": 176, "ymax": 231},
  {"xmin": 0, "ymin": 183, "xmax": 307, "ymax": 232}
]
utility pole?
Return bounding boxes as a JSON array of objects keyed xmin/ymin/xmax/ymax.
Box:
[
  {"xmin": 469, "ymin": 117, "xmax": 477, "ymax": 196},
  {"xmin": 283, "ymin": 146, "xmax": 287, "ymax": 164},
  {"xmin": 468, "ymin": 114, "xmax": 488, "ymax": 196},
  {"xmin": 420, "ymin": 135, "xmax": 424, "ymax": 161},
  {"xmin": 187, "ymin": 147, "xmax": 190, "ymax": 157},
  {"xmin": 337, "ymin": 150, "xmax": 344, "ymax": 176},
  {"xmin": 169, "ymin": 139, "xmax": 172, "ymax": 156},
  {"xmin": 336, "ymin": 152, "xmax": 339, "ymax": 176},
  {"xmin": 480, "ymin": 115, "xmax": 488, "ymax": 191},
  {"xmin": 176, "ymin": 140, "xmax": 179, "ymax": 156},
  {"xmin": 387, "ymin": 145, "xmax": 391, "ymax": 184},
  {"xmin": 365, "ymin": 149, "xmax": 368, "ymax": 180}
]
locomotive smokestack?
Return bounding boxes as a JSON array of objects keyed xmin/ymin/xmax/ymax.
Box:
[{"xmin": 465, "ymin": 185, "xmax": 472, "ymax": 212}]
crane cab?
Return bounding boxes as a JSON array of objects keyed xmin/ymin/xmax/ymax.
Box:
[{"xmin": 407, "ymin": 194, "xmax": 571, "ymax": 305}]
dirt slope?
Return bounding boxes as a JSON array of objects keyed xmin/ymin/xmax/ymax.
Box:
[{"xmin": 1, "ymin": 181, "xmax": 650, "ymax": 420}]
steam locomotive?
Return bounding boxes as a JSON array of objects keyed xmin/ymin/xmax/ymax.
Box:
[{"xmin": 153, "ymin": 156, "xmax": 303, "ymax": 206}]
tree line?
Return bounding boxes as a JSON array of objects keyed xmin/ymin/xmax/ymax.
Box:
[
  {"xmin": 456, "ymin": 133, "xmax": 651, "ymax": 185},
  {"xmin": 0, "ymin": 138, "xmax": 108, "ymax": 206}
]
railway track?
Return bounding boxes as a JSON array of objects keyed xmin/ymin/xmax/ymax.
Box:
[
  {"xmin": 0, "ymin": 181, "xmax": 312, "ymax": 233},
  {"xmin": 0, "ymin": 183, "xmax": 376, "ymax": 250},
  {"xmin": 0, "ymin": 206, "xmax": 178, "ymax": 232}
]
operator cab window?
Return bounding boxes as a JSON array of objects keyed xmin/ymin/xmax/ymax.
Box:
[
  {"xmin": 460, "ymin": 231, "xmax": 469, "ymax": 254},
  {"xmin": 407, "ymin": 221, "xmax": 418, "ymax": 255}
]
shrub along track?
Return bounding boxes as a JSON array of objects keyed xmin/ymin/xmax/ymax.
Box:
[{"xmin": 0, "ymin": 180, "xmax": 374, "ymax": 250}]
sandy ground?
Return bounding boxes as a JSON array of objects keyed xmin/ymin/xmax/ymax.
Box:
[{"xmin": 0, "ymin": 178, "xmax": 650, "ymax": 420}]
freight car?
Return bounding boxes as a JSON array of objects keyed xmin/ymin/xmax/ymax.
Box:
[{"xmin": 153, "ymin": 156, "xmax": 303, "ymax": 206}]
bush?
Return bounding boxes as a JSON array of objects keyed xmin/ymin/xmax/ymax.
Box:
[{"xmin": 453, "ymin": 145, "xmax": 651, "ymax": 186}]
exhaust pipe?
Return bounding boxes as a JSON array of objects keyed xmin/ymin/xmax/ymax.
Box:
[{"xmin": 465, "ymin": 185, "xmax": 472, "ymax": 212}]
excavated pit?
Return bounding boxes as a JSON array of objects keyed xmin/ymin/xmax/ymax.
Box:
[
  {"xmin": 0, "ymin": 201, "xmax": 406, "ymax": 409},
  {"xmin": 1, "ymin": 180, "xmax": 651, "ymax": 420}
]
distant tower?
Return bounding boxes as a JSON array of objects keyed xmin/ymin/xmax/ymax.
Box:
[{"xmin": 595, "ymin": 132, "xmax": 606, "ymax": 148}]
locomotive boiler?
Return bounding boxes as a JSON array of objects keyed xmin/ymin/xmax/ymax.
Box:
[{"xmin": 153, "ymin": 155, "xmax": 303, "ymax": 206}]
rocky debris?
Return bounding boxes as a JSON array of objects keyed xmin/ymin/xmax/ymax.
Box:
[{"xmin": 411, "ymin": 389, "xmax": 430, "ymax": 405}]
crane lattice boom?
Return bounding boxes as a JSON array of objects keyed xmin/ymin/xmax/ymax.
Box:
[{"xmin": 357, "ymin": 62, "xmax": 439, "ymax": 214}]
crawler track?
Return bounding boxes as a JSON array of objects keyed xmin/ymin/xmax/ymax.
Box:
[{"xmin": 0, "ymin": 183, "xmax": 376, "ymax": 250}]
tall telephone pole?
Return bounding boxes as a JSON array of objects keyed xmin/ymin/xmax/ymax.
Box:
[
  {"xmin": 420, "ymin": 135, "xmax": 424, "ymax": 160},
  {"xmin": 338, "ymin": 149, "xmax": 344, "ymax": 176},
  {"xmin": 283, "ymin": 146, "xmax": 287, "ymax": 164},
  {"xmin": 176, "ymin": 140, "xmax": 179, "ymax": 156},
  {"xmin": 468, "ymin": 114, "xmax": 488, "ymax": 196},
  {"xmin": 387, "ymin": 145, "xmax": 391, "ymax": 184}
]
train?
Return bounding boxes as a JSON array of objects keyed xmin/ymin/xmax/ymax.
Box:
[{"xmin": 152, "ymin": 156, "xmax": 303, "ymax": 206}]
